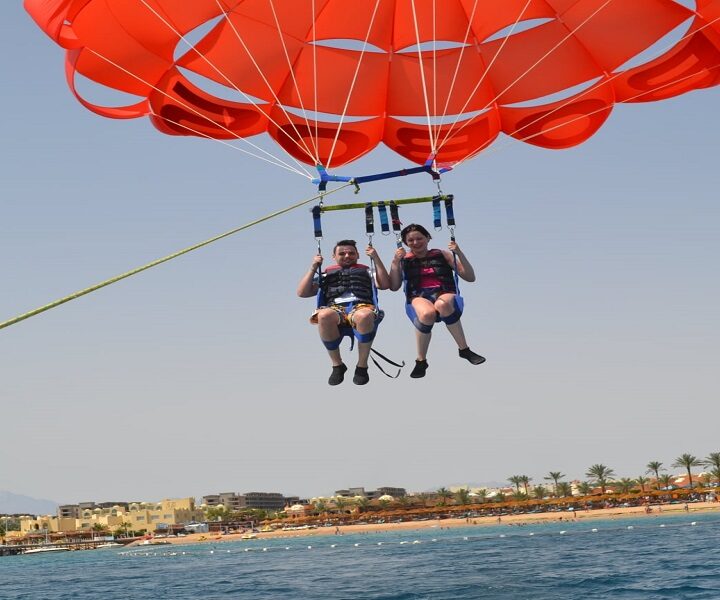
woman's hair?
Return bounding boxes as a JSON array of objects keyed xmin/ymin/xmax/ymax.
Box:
[{"xmin": 401, "ymin": 224, "xmax": 431, "ymax": 244}]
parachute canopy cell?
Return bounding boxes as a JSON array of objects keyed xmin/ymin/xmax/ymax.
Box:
[{"xmin": 25, "ymin": 0, "xmax": 720, "ymax": 169}]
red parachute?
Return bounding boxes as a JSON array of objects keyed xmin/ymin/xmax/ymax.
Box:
[{"xmin": 25, "ymin": 0, "xmax": 720, "ymax": 169}]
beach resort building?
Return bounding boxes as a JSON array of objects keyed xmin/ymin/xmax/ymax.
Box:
[
  {"xmin": 335, "ymin": 487, "xmax": 407, "ymax": 499},
  {"xmin": 202, "ymin": 492, "xmax": 300, "ymax": 511},
  {"xmin": 19, "ymin": 497, "xmax": 203, "ymax": 535}
]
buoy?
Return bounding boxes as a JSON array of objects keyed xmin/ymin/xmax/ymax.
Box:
[
  {"xmin": 591, "ymin": 528, "xmax": 598, "ymax": 533},
  {"xmin": 627, "ymin": 526, "xmax": 634, "ymax": 530},
  {"xmin": 691, "ymin": 521, "xmax": 697, "ymax": 526},
  {"xmin": 560, "ymin": 531, "xmax": 566, "ymax": 535}
]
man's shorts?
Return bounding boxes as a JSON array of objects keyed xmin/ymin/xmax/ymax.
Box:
[{"xmin": 310, "ymin": 303, "xmax": 377, "ymax": 328}]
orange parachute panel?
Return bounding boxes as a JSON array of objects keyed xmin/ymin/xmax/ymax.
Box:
[{"xmin": 24, "ymin": 0, "xmax": 720, "ymax": 168}]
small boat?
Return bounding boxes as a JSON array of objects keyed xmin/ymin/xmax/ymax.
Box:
[
  {"xmin": 240, "ymin": 533, "xmax": 257, "ymax": 540},
  {"xmin": 24, "ymin": 546, "xmax": 71, "ymax": 555},
  {"xmin": 95, "ymin": 542, "xmax": 124, "ymax": 549}
]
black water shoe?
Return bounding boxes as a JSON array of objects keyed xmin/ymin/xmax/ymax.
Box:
[
  {"xmin": 353, "ymin": 366, "xmax": 369, "ymax": 385},
  {"xmin": 328, "ymin": 363, "xmax": 348, "ymax": 385},
  {"xmin": 459, "ymin": 347, "xmax": 486, "ymax": 365},
  {"xmin": 410, "ymin": 359, "xmax": 429, "ymax": 378}
]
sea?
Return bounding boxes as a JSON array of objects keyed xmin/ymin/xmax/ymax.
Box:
[{"xmin": 3, "ymin": 512, "xmax": 720, "ymax": 600}]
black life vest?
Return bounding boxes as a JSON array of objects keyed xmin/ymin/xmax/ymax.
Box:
[
  {"xmin": 320, "ymin": 264, "xmax": 374, "ymax": 305},
  {"xmin": 402, "ymin": 249, "xmax": 456, "ymax": 300}
]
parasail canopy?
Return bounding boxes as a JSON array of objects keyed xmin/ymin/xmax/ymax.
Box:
[{"xmin": 25, "ymin": 0, "xmax": 720, "ymax": 170}]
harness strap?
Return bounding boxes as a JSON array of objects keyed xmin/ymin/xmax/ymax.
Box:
[
  {"xmin": 432, "ymin": 196, "xmax": 442, "ymax": 230},
  {"xmin": 377, "ymin": 201, "xmax": 390, "ymax": 234},
  {"xmin": 364, "ymin": 203, "xmax": 374, "ymax": 237},
  {"xmin": 312, "ymin": 205, "xmax": 323, "ymax": 239},
  {"xmin": 389, "ymin": 201, "xmax": 403, "ymax": 247},
  {"xmin": 444, "ymin": 195, "xmax": 456, "ymax": 228},
  {"xmin": 369, "ymin": 347, "xmax": 405, "ymax": 378}
]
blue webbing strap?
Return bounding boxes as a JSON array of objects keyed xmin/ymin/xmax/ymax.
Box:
[
  {"xmin": 312, "ymin": 158, "xmax": 452, "ymax": 192},
  {"xmin": 377, "ymin": 201, "xmax": 390, "ymax": 234},
  {"xmin": 432, "ymin": 196, "xmax": 442, "ymax": 230},
  {"xmin": 312, "ymin": 205, "xmax": 323, "ymax": 239}
]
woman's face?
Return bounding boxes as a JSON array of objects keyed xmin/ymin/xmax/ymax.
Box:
[{"xmin": 404, "ymin": 230, "xmax": 430, "ymax": 254}]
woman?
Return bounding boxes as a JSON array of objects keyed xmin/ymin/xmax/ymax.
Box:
[{"xmin": 389, "ymin": 224, "xmax": 485, "ymax": 378}]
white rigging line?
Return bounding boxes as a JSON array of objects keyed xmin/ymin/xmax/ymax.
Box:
[
  {"xmin": 410, "ymin": 0, "xmax": 437, "ymax": 156},
  {"xmin": 325, "ymin": 0, "xmax": 382, "ymax": 170},
  {"xmin": 437, "ymin": 0, "xmax": 614, "ymax": 154},
  {"xmin": 450, "ymin": 15, "xmax": 720, "ymax": 171},
  {"xmin": 83, "ymin": 47, "xmax": 311, "ymax": 178},
  {"xmin": 146, "ymin": 107, "xmax": 308, "ymax": 176},
  {"xmin": 268, "ymin": 0, "xmax": 320, "ymax": 160},
  {"xmin": 432, "ymin": 0, "xmax": 438, "ymax": 144},
  {"xmin": 213, "ymin": 3, "xmax": 318, "ymax": 166},
  {"xmin": 139, "ymin": 0, "xmax": 316, "ymax": 171},
  {"xmin": 312, "ymin": 0, "xmax": 319, "ymax": 155}
]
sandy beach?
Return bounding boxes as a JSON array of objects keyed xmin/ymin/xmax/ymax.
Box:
[{"xmin": 131, "ymin": 501, "xmax": 720, "ymax": 547}]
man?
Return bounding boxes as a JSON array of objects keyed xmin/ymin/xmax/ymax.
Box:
[{"xmin": 297, "ymin": 240, "xmax": 390, "ymax": 385}]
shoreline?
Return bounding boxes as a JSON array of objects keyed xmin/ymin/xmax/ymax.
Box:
[{"xmin": 133, "ymin": 502, "xmax": 720, "ymax": 546}]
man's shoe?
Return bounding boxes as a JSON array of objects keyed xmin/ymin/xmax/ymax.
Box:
[
  {"xmin": 353, "ymin": 366, "xmax": 370, "ymax": 385},
  {"xmin": 459, "ymin": 347, "xmax": 486, "ymax": 365},
  {"xmin": 410, "ymin": 359, "xmax": 429, "ymax": 378},
  {"xmin": 328, "ymin": 363, "xmax": 348, "ymax": 385}
]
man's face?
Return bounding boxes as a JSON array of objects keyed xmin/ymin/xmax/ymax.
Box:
[{"xmin": 333, "ymin": 244, "xmax": 359, "ymax": 267}]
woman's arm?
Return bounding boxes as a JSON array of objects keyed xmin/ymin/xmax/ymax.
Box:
[{"xmin": 446, "ymin": 242, "xmax": 476, "ymax": 282}]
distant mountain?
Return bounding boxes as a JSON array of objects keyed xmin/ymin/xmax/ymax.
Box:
[{"xmin": 0, "ymin": 491, "xmax": 59, "ymax": 516}]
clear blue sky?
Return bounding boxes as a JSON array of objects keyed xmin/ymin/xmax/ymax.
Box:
[{"xmin": 2, "ymin": 2, "xmax": 718, "ymax": 504}]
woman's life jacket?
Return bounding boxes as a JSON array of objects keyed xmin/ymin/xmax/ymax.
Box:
[
  {"xmin": 320, "ymin": 264, "xmax": 374, "ymax": 305},
  {"xmin": 402, "ymin": 249, "xmax": 456, "ymax": 300}
]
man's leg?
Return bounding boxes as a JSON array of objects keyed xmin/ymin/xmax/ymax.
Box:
[
  {"xmin": 351, "ymin": 308, "xmax": 376, "ymax": 385},
  {"xmin": 316, "ymin": 308, "xmax": 347, "ymax": 384}
]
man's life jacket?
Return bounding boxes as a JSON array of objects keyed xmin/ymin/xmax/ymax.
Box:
[
  {"xmin": 320, "ymin": 264, "xmax": 374, "ymax": 305},
  {"xmin": 402, "ymin": 249, "xmax": 456, "ymax": 301}
]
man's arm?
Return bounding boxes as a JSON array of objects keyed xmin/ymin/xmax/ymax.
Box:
[{"xmin": 297, "ymin": 255, "xmax": 323, "ymax": 297}]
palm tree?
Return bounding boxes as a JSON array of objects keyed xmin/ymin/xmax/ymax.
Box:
[
  {"xmin": 511, "ymin": 490, "xmax": 527, "ymax": 501},
  {"xmin": 533, "ymin": 485, "xmax": 548, "ymax": 499},
  {"xmin": 657, "ymin": 474, "xmax": 674, "ymax": 490},
  {"xmin": 615, "ymin": 478, "xmax": 636, "ymax": 494},
  {"xmin": 436, "ymin": 487, "xmax": 453, "ymax": 506},
  {"xmin": 710, "ymin": 467, "xmax": 720, "ymax": 486},
  {"xmin": 544, "ymin": 472, "xmax": 565, "ymax": 497},
  {"xmin": 586, "ymin": 464, "xmax": 616, "ymax": 494},
  {"xmin": 556, "ymin": 482, "xmax": 573, "ymax": 497},
  {"xmin": 577, "ymin": 481, "xmax": 593, "ymax": 496},
  {"xmin": 704, "ymin": 452, "xmax": 720, "ymax": 473},
  {"xmin": 333, "ymin": 497, "xmax": 348, "ymax": 513},
  {"xmin": 473, "ymin": 489, "xmax": 488, "ymax": 504},
  {"xmin": 519, "ymin": 475, "xmax": 532, "ymax": 496},
  {"xmin": 455, "ymin": 488, "xmax": 471, "ymax": 506},
  {"xmin": 507, "ymin": 476, "xmax": 522, "ymax": 493},
  {"xmin": 355, "ymin": 497, "xmax": 370, "ymax": 513},
  {"xmin": 646, "ymin": 461, "xmax": 664, "ymax": 489},
  {"xmin": 672, "ymin": 453, "xmax": 703, "ymax": 489},
  {"xmin": 635, "ymin": 476, "xmax": 650, "ymax": 493}
]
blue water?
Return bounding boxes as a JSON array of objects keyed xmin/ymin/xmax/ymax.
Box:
[{"xmin": 4, "ymin": 513, "xmax": 720, "ymax": 599}]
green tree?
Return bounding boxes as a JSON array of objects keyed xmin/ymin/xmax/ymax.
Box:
[
  {"xmin": 378, "ymin": 498, "xmax": 392, "ymax": 510},
  {"xmin": 436, "ymin": 487, "xmax": 453, "ymax": 506},
  {"xmin": 355, "ymin": 497, "xmax": 370, "ymax": 513},
  {"xmin": 635, "ymin": 475, "xmax": 650, "ymax": 492},
  {"xmin": 508, "ymin": 476, "xmax": 522, "ymax": 493},
  {"xmin": 646, "ymin": 461, "xmax": 664, "ymax": 489},
  {"xmin": 455, "ymin": 488, "xmax": 471, "ymax": 506},
  {"xmin": 709, "ymin": 467, "xmax": 720, "ymax": 486},
  {"xmin": 556, "ymin": 482, "xmax": 573, "ymax": 497},
  {"xmin": 615, "ymin": 478, "xmax": 636, "ymax": 494},
  {"xmin": 333, "ymin": 497, "xmax": 348, "ymax": 513},
  {"xmin": 703, "ymin": 452, "xmax": 720, "ymax": 476},
  {"xmin": 544, "ymin": 472, "xmax": 565, "ymax": 497},
  {"xmin": 511, "ymin": 490, "xmax": 527, "ymax": 501},
  {"xmin": 533, "ymin": 485, "xmax": 548, "ymax": 499},
  {"xmin": 473, "ymin": 489, "xmax": 488, "ymax": 504},
  {"xmin": 519, "ymin": 475, "xmax": 532, "ymax": 496},
  {"xmin": 657, "ymin": 474, "xmax": 674, "ymax": 490},
  {"xmin": 672, "ymin": 453, "xmax": 702, "ymax": 489},
  {"xmin": 586, "ymin": 464, "xmax": 615, "ymax": 494},
  {"xmin": 577, "ymin": 481, "xmax": 593, "ymax": 496}
]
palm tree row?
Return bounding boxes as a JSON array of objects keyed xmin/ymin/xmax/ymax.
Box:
[{"xmin": 502, "ymin": 452, "xmax": 719, "ymax": 500}]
